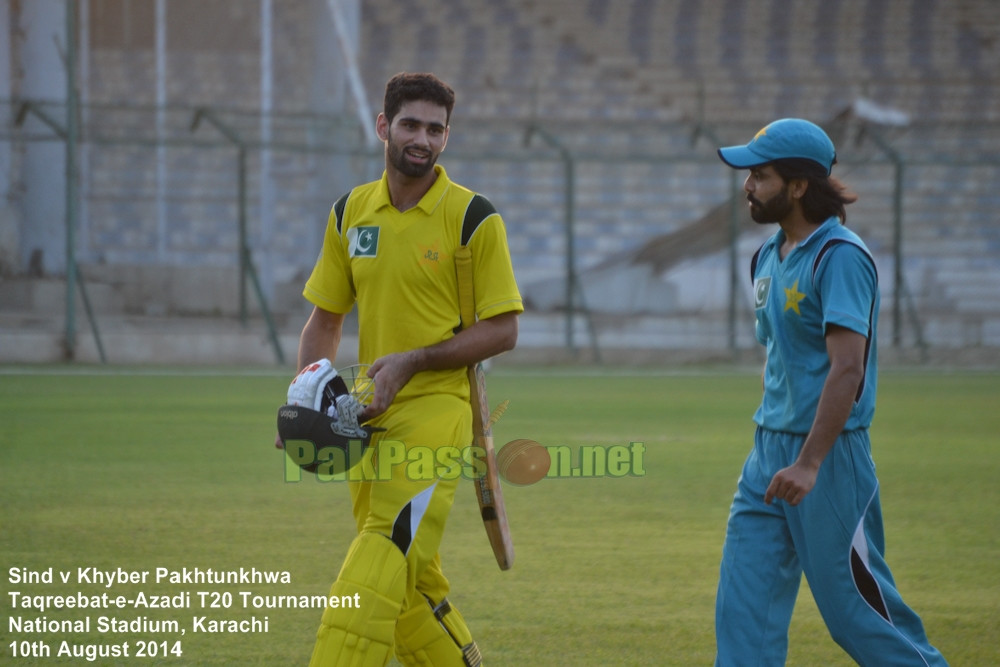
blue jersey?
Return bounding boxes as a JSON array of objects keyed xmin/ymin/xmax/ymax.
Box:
[{"xmin": 751, "ymin": 217, "xmax": 879, "ymax": 433}]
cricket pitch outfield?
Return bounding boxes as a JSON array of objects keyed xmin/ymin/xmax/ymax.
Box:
[{"xmin": 1, "ymin": 366, "xmax": 997, "ymax": 665}]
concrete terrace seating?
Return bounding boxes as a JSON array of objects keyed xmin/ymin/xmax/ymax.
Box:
[
  {"xmin": 359, "ymin": 0, "xmax": 999, "ymax": 124},
  {"xmin": 354, "ymin": 0, "xmax": 1000, "ymax": 346},
  {"xmin": 51, "ymin": 0, "xmax": 999, "ymax": 352}
]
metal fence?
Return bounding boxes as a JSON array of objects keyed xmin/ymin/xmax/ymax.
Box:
[{"xmin": 3, "ymin": 98, "xmax": 1000, "ymax": 363}]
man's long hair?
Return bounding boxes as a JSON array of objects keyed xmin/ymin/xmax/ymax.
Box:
[
  {"xmin": 383, "ymin": 72, "xmax": 456, "ymax": 125},
  {"xmin": 772, "ymin": 158, "xmax": 858, "ymax": 224}
]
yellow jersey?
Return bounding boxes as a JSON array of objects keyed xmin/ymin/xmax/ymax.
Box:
[{"xmin": 303, "ymin": 165, "xmax": 523, "ymax": 404}]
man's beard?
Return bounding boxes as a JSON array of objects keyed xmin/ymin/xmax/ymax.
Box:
[
  {"xmin": 748, "ymin": 186, "xmax": 793, "ymax": 224},
  {"xmin": 386, "ymin": 131, "xmax": 437, "ymax": 178}
]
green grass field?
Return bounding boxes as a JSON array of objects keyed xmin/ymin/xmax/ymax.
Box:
[{"xmin": 2, "ymin": 366, "xmax": 998, "ymax": 665}]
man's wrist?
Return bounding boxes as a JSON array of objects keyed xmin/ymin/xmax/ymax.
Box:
[
  {"xmin": 795, "ymin": 443, "xmax": 825, "ymax": 471},
  {"xmin": 405, "ymin": 347, "xmax": 429, "ymax": 375}
]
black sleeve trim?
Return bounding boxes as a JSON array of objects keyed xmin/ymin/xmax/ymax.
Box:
[
  {"xmin": 750, "ymin": 244, "xmax": 764, "ymax": 284},
  {"xmin": 813, "ymin": 239, "xmax": 849, "ymax": 279},
  {"xmin": 461, "ymin": 194, "xmax": 498, "ymax": 246},
  {"xmin": 333, "ymin": 192, "xmax": 350, "ymax": 236},
  {"xmin": 812, "ymin": 238, "xmax": 879, "ymax": 282}
]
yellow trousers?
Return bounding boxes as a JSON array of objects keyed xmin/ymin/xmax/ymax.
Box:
[{"xmin": 309, "ymin": 393, "xmax": 481, "ymax": 666}]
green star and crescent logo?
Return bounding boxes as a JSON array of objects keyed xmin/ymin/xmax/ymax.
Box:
[
  {"xmin": 348, "ymin": 226, "xmax": 379, "ymax": 257},
  {"xmin": 754, "ymin": 277, "xmax": 771, "ymax": 309}
]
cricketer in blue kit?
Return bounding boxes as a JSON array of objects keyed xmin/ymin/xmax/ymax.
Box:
[{"xmin": 713, "ymin": 119, "xmax": 947, "ymax": 666}]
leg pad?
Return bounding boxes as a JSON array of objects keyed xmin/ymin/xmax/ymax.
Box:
[
  {"xmin": 309, "ymin": 532, "xmax": 408, "ymax": 667},
  {"xmin": 394, "ymin": 595, "xmax": 482, "ymax": 667}
]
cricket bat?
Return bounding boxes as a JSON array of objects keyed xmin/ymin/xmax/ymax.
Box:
[{"xmin": 455, "ymin": 246, "xmax": 515, "ymax": 571}]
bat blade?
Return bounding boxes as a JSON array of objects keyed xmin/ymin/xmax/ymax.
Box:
[
  {"xmin": 468, "ymin": 362, "xmax": 514, "ymax": 570},
  {"xmin": 454, "ymin": 243, "xmax": 513, "ymax": 570}
]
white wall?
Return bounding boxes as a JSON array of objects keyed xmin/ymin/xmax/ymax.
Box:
[{"xmin": 14, "ymin": 0, "xmax": 68, "ymax": 275}]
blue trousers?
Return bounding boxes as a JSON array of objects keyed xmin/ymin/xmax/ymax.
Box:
[{"xmin": 715, "ymin": 428, "xmax": 947, "ymax": 666}]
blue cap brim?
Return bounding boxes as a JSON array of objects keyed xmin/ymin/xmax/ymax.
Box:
[
  {"xmin": 717, "ymin": 118, "xmax": 837, "ymax": 175},
  {"xmin": 717, "ymin": 145, "xmax": 770, "ymax": 170}
]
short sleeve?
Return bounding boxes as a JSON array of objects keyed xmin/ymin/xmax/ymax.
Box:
[
  {"xmin": 816, "ymin": 243, "xmax": 878, "ymax": 337},
  {"xmin": 302, "ymin": 202, "xmax": 356, "ymax": 314},
  {"xmin": 467, "ymin": 213, "xmax": 523, "ymax": 320}
]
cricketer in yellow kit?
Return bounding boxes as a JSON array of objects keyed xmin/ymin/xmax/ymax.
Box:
[{"xmin": 295, "ymin": 73, "xmax": 522, "ymax": 667}]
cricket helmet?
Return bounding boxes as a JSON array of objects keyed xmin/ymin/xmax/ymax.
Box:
[{"xmin": 277, "ymin": 360, "xmax": 380, "ymax": 474}]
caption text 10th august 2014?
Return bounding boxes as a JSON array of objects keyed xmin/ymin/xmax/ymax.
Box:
[{"xmin": 6, "ymin": 566, "xmax": 354, "ymax": 662}]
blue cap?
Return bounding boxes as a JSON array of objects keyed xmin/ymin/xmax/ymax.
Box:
[{"xmin": 718, "ymin": 118, "xmax": 837, "ymax": 175}]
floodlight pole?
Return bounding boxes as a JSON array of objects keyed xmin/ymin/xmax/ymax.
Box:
[{"xmin": 64, "ymin": 0, "xmax": 79, "ymax": 360}]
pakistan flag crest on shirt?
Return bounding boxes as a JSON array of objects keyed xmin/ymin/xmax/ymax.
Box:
[
  {"xmin": 348, "ymin": 226, "xmax": 379, "ymax": 257},
  {"xmin": 754, "ymin": 276, "xmax": 771, "ymax": 309}
]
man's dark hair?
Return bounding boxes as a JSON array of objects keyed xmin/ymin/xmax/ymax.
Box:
[
  {"xmin": 383, "ymin": 72, "xmax": 456, "ymax": 125},
  {"xmin": 772, "ymin": 158, "xmax": 858, "ymax": 225}
]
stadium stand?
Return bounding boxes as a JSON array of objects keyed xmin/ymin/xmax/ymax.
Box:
[
  {"xmin": 353, "ymin": 0, "xmax": 1000, "ymax": 355},
  {"xmin": 2, "ymin": 0, "xmax": 998, "ymax": 362}
]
